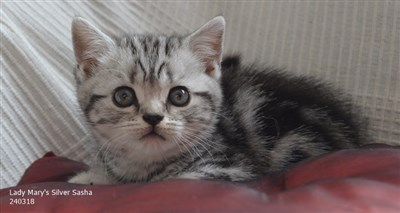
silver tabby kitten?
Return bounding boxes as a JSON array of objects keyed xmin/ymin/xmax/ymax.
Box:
[{"xmin": 69, "ymin": 17, "xmax": 364, "ymax": 184}]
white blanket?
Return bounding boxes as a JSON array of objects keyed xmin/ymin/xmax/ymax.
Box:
[{"xmin": 1, "ymin": 1, "xmax": 399, "ymax": 188}]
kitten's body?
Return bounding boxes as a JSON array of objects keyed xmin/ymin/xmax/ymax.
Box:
[{"xmin": 69, "ymin": 17, "xmax": 365, "ymax": 184}]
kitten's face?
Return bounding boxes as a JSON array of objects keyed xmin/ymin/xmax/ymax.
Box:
[{"xmin": 72, "ymin": 17, "xmax": 225, "ymax": 162}]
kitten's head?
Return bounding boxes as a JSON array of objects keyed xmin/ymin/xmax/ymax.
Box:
[{"xmin": 72, "ymin": 17, "xmax": 225, "ymax": 162}]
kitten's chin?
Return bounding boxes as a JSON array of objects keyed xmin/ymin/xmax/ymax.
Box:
[
  {"xmin": 140, "ymin": 132, "xmax": 166, "ymax": 141},
  {"xmin": 95, "ymin": 128, "xmax": 180, "ymax": 158}
]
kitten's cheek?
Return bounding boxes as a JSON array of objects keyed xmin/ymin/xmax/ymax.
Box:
[
  {"xmin": 93, "ymin": 126, "xmax": 121, "ymax": 140},
  {"xmin": 94, "ymin": 126, "xmax": 110, "ymax": 136},
  {"xmin": 161, "ymin": 125, "xmax": 183, "ymax": 138}
]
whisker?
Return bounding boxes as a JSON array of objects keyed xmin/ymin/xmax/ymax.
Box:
[
  {"xmin": 173, "ymin": 135, "xmax": 196, "ymax": 160},
  {"xmin": 181, "ymin": 132, "xmax": 214, "ymax": 161},
  {"xmin": 182, "ymin": 127, "xmax": 230, "ymax": 163},
  {"xmin": 93, "ymin": 133, "xmax": 129, "ymax": 179}
]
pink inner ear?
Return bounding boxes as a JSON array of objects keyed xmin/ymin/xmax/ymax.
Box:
[
  {"xmin": 82, "ymin": 59, "xmax": 98, "ymax": 76},
  {"xmin": 196, "ymin": 35, "xmax": 223, "ymax": 75},
  {"xmin": 187, "ymin": 17, "xmax": 225, "ymax": 75},
  {"xmin": 206, "ymin": 64, "xmax": 215, "ymax": 74},
  {"xmin": 72, "ymin": 18, "xmax": 112, "ymax": 78},
  {"xmin": 73, "ymin": 39, "xmax": 98, "ymax": 76},
  {"xmin": 74, "ymin": 39, "xmax": 102, "ymax": 77}
]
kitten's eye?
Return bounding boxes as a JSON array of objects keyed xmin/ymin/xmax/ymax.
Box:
[
  {"xmin": 113, "ymin": 86, "xmax": 137, "ymax": 108},
  {"xmin": 168, "ymin": 86, "xmax": 190, "ymax": 107}
]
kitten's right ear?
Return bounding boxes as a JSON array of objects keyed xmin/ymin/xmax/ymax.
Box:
[
  {"xmin": 72, "ymin": 17, "xmax": 114, "ymax": 77},
  {"xmin": 186, "ymin": 16, "xmax": 225, "ymax": 80}
]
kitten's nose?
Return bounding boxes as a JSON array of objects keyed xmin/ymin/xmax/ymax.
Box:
[{"xmin": 142, "ymin": 114, "xmax": 164, "ymax": 126}]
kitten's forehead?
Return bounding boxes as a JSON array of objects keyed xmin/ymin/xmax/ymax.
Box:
[
  {"xmin": 115, "ymin": 34, "xmax": 184, "ymax": 84},
  {"xmin": 117, "ymin": 34, "xmax": 182, "ymax": 56},
  {"xmin": 86, "ymin": 33, "xmax": 217, "ymax": 98}
]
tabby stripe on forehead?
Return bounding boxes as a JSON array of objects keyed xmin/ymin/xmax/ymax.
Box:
[
  {"xmin": 129, "ymin": 40, "xmax": 137, "ymax": 55},
  {"xmin": 153, "ymin": 39, "xmax": 160, "ymax": 55},
  {"xmin": 84, "ymin": 95, "xmax": 107, "ymax": 116},
  {"xmin": 164, "ymin": 37, "xmax": 181, "ymax": 56},
  {"xmin": 149, "ymin": 65, "xmax": 156, "ymax": 85},
  {"xmin": 137, "ymin": 60, "xmax": 147, "ymax": 82},
  {"xmin": 157, "ymin": 62, "xmax": 166, "ymax": 79},
  {"xmin": 166, "ymin": 68, "xmax": 173, "ymax": 82},
  {"xmin": 143, "ymin": 38, "xmax": 148, "ymax": 53},
  {"xmin": 165, "ymin": 37, "xmax": 171, "ymax": 56}
]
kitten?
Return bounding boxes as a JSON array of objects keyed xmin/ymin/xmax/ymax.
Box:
[{"xmin": 69, "ymin": 16, "xmax": 365, "ymax": 184}]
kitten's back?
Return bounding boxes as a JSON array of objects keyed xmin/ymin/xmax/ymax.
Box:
[{"xmin": 219, "ymin": 56, "xmax": 366, "ymax": 170}]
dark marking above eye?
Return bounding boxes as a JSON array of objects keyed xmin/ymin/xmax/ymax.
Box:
[
  {"xmin": 129, "ymin": 40, "xmax": 137, "ymax": 55},
  {"xmin": 143, "ymin": 40, "xmax": 148, "ymax": 53},
  {"xmin": 157, "ymin": 62, "xmax": 166, "ymax": 79},
  {"xmin": 137, "ymin": 60, "xmax": 147, "ymax": 82},
  {"xmin": 138, "ymin": 60, "xmax": 146, "ymax": 72},
  {"xmin": 153, "ymin": 39, "xmax": 160, "ymax": 54},
  {"xmin": 165, "ymin": 37, "xmax": 170, "ymax": 56},
  {"xmin": 166, "ymin": 69, "xmax": 173, "ymax": 83}
]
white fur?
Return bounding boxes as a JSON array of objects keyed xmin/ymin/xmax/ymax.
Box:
[{"xmin": 68, "ymin": 170, "xmax": 112, "ymax": 185}]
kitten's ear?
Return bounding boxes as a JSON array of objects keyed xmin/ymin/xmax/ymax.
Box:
[
  {"xmin": 72, "ymin": 17, "xmax": 114, "ymax": 77},
  {"xmin": 186, "ymin": 16, "xmax": 225, "ymax": 79}
]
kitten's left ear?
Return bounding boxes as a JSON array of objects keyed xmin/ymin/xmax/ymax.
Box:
[
  {"xmin": 72, "ymin": 17, "xmax": 115, "ymax": 78},
  {"xmin": 186, "ymin": 16, "xmax": 225, "ymax": 79}
]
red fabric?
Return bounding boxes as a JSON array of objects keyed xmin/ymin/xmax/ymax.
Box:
[{"xmin": 1, "ymin": 145, "xmax": 399, "ymax": 213}]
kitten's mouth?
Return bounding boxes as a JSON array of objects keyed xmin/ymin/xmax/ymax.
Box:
[{"xmin": 141, "ymin": 130, "xmax": 166, "ymax": 141}]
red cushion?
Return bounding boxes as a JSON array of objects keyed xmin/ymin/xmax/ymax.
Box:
[{"xmin": 1, "ymin": 145, "xmax": 399, "ymax": 212}]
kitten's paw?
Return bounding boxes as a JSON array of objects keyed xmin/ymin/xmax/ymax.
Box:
[{"xmin": 68, "ymin": 171, "xmax": 111, "ymax": 185}]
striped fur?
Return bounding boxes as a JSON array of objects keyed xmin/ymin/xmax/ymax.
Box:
[{"xmin": 69, "ymin": 17, "xmax": 366, "ymax": 185}]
